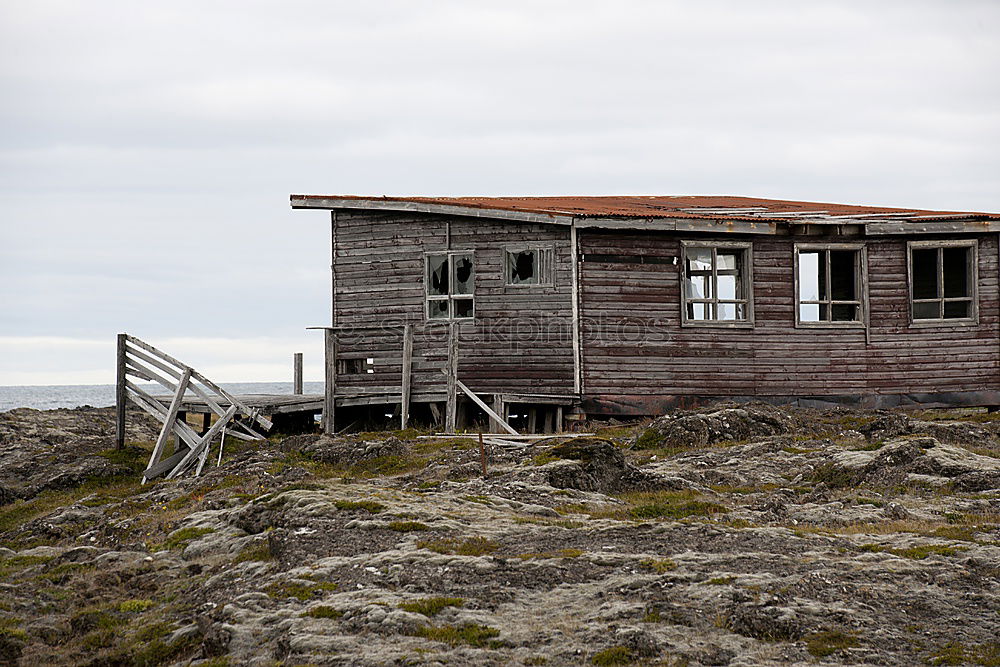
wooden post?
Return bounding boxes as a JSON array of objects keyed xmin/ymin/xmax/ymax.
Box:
[
  {"xmin": 323, "ymin": 329, "xmax": 337, "ymax": 435},
  {"xmin": 478, "ymin": 432, "xmax": 487, "ymax": 477},
  {"xmin": 293, "ymin": 352, "xmax": 303, "ymax": 395},
  {"xmin": 527, "ymin": 407, "xmax": 537, "ymax": 434},
  {"xmin": 556, "ymin": 406, "xmax": 564, "ymax": 433},
  {"xmin": 445, "ymin": 322, "xmax": 458, "ymax": 432},
  {"xmin": 490, "ymin": 395, "xmax": 505, "ymax": 433},
  {"xmin": 400, "ymin": 324, "xmax": 413, "ymax": 429},
  {"xmin": 115, "ymin": 333, "xmax": 127, "ymax": 449}
]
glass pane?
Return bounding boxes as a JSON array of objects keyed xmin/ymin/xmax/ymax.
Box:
[
  {"xmin": 944, "ymin": 300, "xmax": 970, "ymax": 319},
  {"xmin": 800, "ymin": 303, "xmax": 820, "ymax": 322},
  {"xmin": 912, "ymin": 248, "xmax": 938, "ymax": 299},
  {"xmin": 717, "ymin": 302, "xmax": 741, "ymax": 321},
  {"xmin": 687, "ymin": 302, "xmax": 708, "ymax": 320},
  {"xmin": 717, "ymin": 251, "xmax": 739, "ymax": 272},
  {"xmin": 427, "ymin": 255, "xmax": 449, "ymax": 296},
  {"xmin": 453, "ymin": 254, "xmax": 474, "ymax": 295},
  {"xmin": 819, "ymin": 303, "xmax": 829, "ymax": 321},
  {"xmin": 453, "ymin": 298, "xmax": 474, "ymax": 318},
  {"xmin": 686, "ymin": 275, "xmax": 710, "ymax": 299},
  {"xmin": 718, "ymin": 274, "xmax": 738, "ymax": 300},
  {"xmin": 508, "ymin": 250, "xmax": 537, "ymax": 285},
  {"xmin": 829, "ymin": 251, "xmax": 856, "ymax": 301},
  {"xmin": 799, "ymin": 252, "xmax": 820, "ymax": 301},
  {"xmin": 428, "ymin": 299, "xmax": 449, "ymax": 319},
  {"xmin": 831, "ymin": 303, "xmax": 858, "ymax": 321},
  {"xmin": 686, "ymin": 248, "xmax": 712, "ymax": 272},
  {"xmin": 913, "ymin": 301, "xmax": 940, "ymax": 320},
  {"xmin": 943, "ymin": 247, "xmax": 969, "ymax": 298}
]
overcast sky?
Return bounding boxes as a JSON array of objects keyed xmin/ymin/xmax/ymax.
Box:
[{"xmin": 1, "ymin": 0, "xmax": 998, "ymax": 385}]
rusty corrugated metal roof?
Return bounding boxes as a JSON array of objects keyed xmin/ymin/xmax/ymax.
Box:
[{"xmin": 290, "ymin": 194, "xmax": 1000, "ymax": 223}]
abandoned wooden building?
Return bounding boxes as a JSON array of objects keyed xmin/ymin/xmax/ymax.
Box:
[{"xmin": 290, "ymin": 195, "xmax": 1000, "ymax": 433}]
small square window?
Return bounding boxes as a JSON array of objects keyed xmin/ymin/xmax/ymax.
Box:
[
  {"xmin": 908, "ymin": 241, "xmax": 977, "ymax": 323},
  {"xmin": 505, "ymin": 246, "xmax": 554, "ymax": 286},
  {"xmin": 425, "ymin": 251, "xmax": 475, "ymax": 321},
  {"xmin": 795, "ymin": 244, "xmax": 865, "ymax": 326},
  {"xmin": 681, "ymin": 242, "xmax": 752, "ymax": 325}
]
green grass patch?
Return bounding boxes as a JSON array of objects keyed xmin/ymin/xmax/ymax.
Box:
[
  {"xmin": 119, "ymin": 599, "xmax": 154, "ymax": 613},
  {"xmin": 704, "ymin": 576, "xmax": 735, "ymax": 585},
  {"xmin": 634, "ymin": 429, "xmax": 665, "ymax": 450},
  {"xmin": 410, "ymin": 623, "xmax": 501, "ymax": 647},
  {"xmin": 398, "ymin": 597, "xmax": 463, "ymax": 617},
  {"xmin": 416, "ymin": 536, "xmax": 499, "ymax": 556},
  {"xmin": 334, "ymin": 499, "xmax": 386, "ymax": 513},
  {"xmin": 639, "ymin": 558, "xmax": 677, "ymax": 574},
  {"xmin": 805, "ymin": 630, "xmax": 859, "ymax": 658},
  {"xmin": 265, "ymin": 579, "xmax": 337, "ymax": 601},
  {"xmin": 623, "ymin": 490, "xmax": 728, "ymax": 521},
  {"xmin": 928, "ymin": 641, "xmax": 1000, "ymax": 666},
  {"xmin": 387, "ymin": 520, "xmax": 430, "ymax": 532},
  {"xmin": 591, "ymin": 645, "xmax": 634, "ymax": 665},
  {"xmin": 0, "ymin": 616, "xmax": 28, "ymax": 641},
  {"xmin": 858, "ymin": 543, "xmax": 963, "ymax": 560},
  {"xmin": 302, "ymin": 605, "xmax": 343, "ymax": 619},
  {"xmin": 233, "ymin": 540, "xmax": 276, "ymax": 564},
  {"xmin": 157, "ymin": 526, "xmax": 215, "ymax": 551}
]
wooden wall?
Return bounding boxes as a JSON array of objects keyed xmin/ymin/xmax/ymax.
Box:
[
  {"xmin": 579, "ymin": 230, "xmax": 1000, "ymax": 413},
  {"xmin": 332, "ymin": 211, "xmax": 575, "ymax": 396}
]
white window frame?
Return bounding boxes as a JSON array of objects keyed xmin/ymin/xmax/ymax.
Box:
[
  {"xmin": 907, "ymin": 239, "xmax": 978, "ymax": 327},
  {"xmin": 679, "ymin": 240, "xmax": 754, "ymax": 328},
  {"xmin": 503, "ymin": 244, "xmax": 555, "ymax": 287},
  {"xmin": 424, "ymin": 250, "xmax": 475, "ymax": 321},
  {"xmin": 793, "ymin": 243, "xmax": 868, "ymax": 329}
]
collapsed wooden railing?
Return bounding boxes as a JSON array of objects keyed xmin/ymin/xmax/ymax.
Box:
[{"xmin": 115, "ymin": 333, "xmax": 273, "ymax": 482}]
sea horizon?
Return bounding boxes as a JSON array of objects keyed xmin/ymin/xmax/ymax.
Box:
[{"xmin": 0, "ymin": 381, "xmax": 326, "ymax": 412}]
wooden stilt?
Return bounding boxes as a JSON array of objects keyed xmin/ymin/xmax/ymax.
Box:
[
  {"xmin": 400, "ymin": 324, "xmax": 412, "ymax": 429},
  {"xmin": 527, "ymin": 408, "xmax": 537, "ymax": 434},
  {"xmin": 323, "ymin": 329, "xmax": 337, "ymax": 435},
  {"xmin": 445, "ymin": 322, "xmax": 458, "ymax": 432},
  {"xmin": 490, "ymin": 395, "xmax": 505, "ymax": 433}
]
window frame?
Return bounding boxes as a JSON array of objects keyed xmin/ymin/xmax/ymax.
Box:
[
  {"xmin": 906, "ymin": 239, "xmax": 978, "ymax": 327},
  {"xmin": 679, "ymin": 240, "xmax": 754, "ymax": 328},
  {"xmin": 424, "ymin": 250, "xmax": 476, "ymax": 322},
  {"xmin": 793, "ymin": 243, "xmax": 868, "ymax": 329},
  {"xmin": 503, "ymin": 244, "xmax": 555, "ymax": 288}
]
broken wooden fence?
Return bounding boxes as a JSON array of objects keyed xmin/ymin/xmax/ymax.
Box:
[{"xmin": 115, "ymin": 334, "xmax": 272, "ymax": 482}]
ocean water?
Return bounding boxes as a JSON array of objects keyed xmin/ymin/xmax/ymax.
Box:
[{"xmin": 0, "ymin": 382, "xmax": 326, "ymax": 413}]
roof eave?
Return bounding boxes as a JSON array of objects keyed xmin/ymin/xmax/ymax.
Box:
[{"xmin": 290, "ymin": 195, "xmax": 574, "ymax": 226}]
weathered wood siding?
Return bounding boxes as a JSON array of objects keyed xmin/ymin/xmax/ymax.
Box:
[
  {"xmin": 332, "ymin": 211, "xmax": 575, "ymax": 396},
  {"xmin": 579, "ymin": 230, "xmax": 1000, "ymax": 412}
]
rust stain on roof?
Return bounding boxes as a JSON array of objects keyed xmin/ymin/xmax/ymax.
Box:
[{"xmin": 291, "ymin": 194, "xmax": 1000, "ymax": 223}]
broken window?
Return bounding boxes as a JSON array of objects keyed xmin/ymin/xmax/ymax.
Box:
[
  {"xmin": 338, "ymin": 358, "xmax": 374, "ymax": 375},
  {"xmin": 681, "ymin": 242, "xmax": 752, "ymax": 324},
  {"xmin": 796, "ymin": 245, "xmax": 865, "ymax": 325},
  {"xmin": 909, "ymin": 241, "xmax": 976, "ymax": 322},
  {"xmin": 425, "ymin": 251, "xmax": 475, "ymax": 320},
  {"xmin": 505, "ymin": 246, "xmax": 554, "ymax": 286}
]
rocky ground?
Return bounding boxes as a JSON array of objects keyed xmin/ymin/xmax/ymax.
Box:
[{"xmin": 0, "ymin": 403, "xmax": 999, "ymax": 666}]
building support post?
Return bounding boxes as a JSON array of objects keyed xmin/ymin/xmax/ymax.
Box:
[
  {"xmin": 323, "ymin": 330, "xmax": 337, "ymax": 435},
  {"xmin": 445, "ymin": 322, "xmax": 458, "ymax": 432},
  {"xmin": 401, "ymin": 324, "xmax": 413, "ymax": 430}
]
